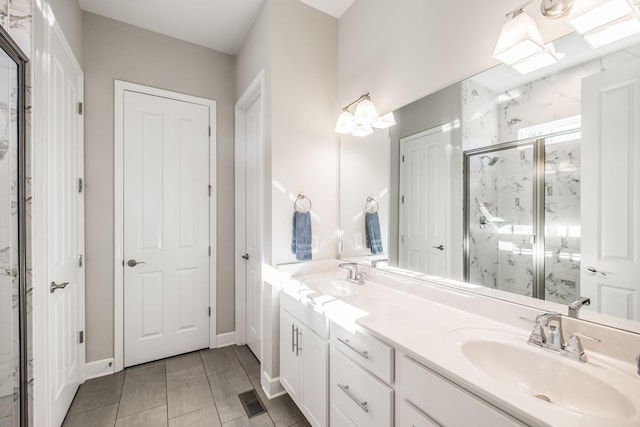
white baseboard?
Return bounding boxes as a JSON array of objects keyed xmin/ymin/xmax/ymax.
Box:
[
  {"xmin": 85, "ymin": 358, "xmax": 115, "ymax": 381},
  {"xmin": 261, "ymin": 371, "xmax": 286, "ymax": 399},
  {"xmin": 216, "ymin": 331, "xmax": 236, "ymax": 348}
]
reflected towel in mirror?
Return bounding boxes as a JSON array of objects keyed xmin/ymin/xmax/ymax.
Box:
[
  {"xmin": 365, "ymin": 212, "xmax": 383, "ymax": 255},
  {"xmin": 292, "ymin": 211, "xmax": 312, "ymax": 261}
]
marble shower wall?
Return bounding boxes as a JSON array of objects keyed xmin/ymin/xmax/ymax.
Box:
[{"xmin": 544, "ymin": 138, "xmax": 581, "ymax": 304}]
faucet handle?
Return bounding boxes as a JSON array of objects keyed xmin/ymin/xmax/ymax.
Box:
[
  {"xmin": 635, "ymin": 354, "xmax": 640, "ymax": 375},
  {"xmin": 565, "ymin": 334, "xmax": 588, "ymax": 362},
  {"xmin": 527, "ymin": 317, "xmax": 547, "ymax": 347}
]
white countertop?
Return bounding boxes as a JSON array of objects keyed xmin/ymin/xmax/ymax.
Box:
[{"xmin": 280, "ymin": 266, "xmax": 640, "ymax": 427}]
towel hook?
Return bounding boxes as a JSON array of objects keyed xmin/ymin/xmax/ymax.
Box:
[
  {"xmin": 294, "ymin": 193, "xmax": 312, "ymax": 213},
  {"xmin": 365, "ymin": 196, "xmax": 379, "ymax": 213}
]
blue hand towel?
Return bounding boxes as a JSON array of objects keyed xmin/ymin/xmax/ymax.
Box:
[
  {"xmin": 365, "ymin": 212, "xmax": 384, "ymax": 255},
  {"xmin": 292, "ymin": 211, "xmax": 312, "ymax": 261}
]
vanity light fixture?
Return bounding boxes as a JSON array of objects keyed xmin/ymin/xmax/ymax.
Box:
[
  {"xmin": 568, "ymin": 0, "xmax": 640, "ymax": 48},
  {"xmin": 493, "ymin": 4, "xmax": 563, "ymax": 74},
  {"xmin": 335, "ymin": 93, "xmax": 396, "ymax": 137}
]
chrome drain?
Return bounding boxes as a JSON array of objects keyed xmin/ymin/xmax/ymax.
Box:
[{"xmin": 535, "ymin": 394, "xmax": 552, "ymax": 403}]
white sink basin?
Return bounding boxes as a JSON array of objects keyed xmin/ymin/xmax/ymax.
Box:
[
  {"xmin": 447, "ymin": 328, "xmax": 637, "ymax": 421},
  {"xmin": 300, "ymin": 273, "xmax": 360, "ymax": 297}
]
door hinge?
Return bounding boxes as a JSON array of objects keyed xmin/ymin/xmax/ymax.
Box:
[
  {"xmin": 78, "ymin": 178, "xmax": 83, "ymax": 193},
  {"xmin": 402, "ymin": 155, "xmax": 405, "ymax": 162},
  {"xmin": 208, "ymin": 185, "xmax": 212, "ymax": 196},
  {"xmin": 78, "ymin": 254, "xmax": 83, "ymax": 267},
  {"xmin": 208, "ymin": 306, "xmax": 211, "ymax": 317},
  {"xmin": 78, "ymin": 102, "xmax": 83, "ymax": 115},
  {"xmin": 401, "ymin": 195, "xmax": 405, "ymax": 204},
  {"xmin": 79, "ymin": 331, "xmax": 84, "ymax": 344},
  {"xmin": 208, "ymin": 246, "xmax": 211, "ymax": 256},
  {"xmin": 208, "ymin": 126, "xmax": 211, "ymax": 137},
  {"xmin": 401, "ymin": 235, "xmax": 405, "ymax": 244}
]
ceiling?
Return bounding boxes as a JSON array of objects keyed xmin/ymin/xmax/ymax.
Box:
[{"xmin": 78, "ymin": 0, "xmax": 355, "ymax": 55}]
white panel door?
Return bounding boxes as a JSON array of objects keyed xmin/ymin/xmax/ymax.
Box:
[
  {"xmin": 244, "ymin": 95, "xmax": 263, "ymax": 360},
  {"xmin": 123, "ymin": 91, "xmax": 210, "ymax": 367},
  {"xmin": 581, "ymin": 60, "xmax": 640, "ymax": 321},
  {"xmin": 48, "ymin": 27, "xmax": 84, "ymax": 427},
  {"xmin": 399, "ymin": 129, "xmax": 449, "ymax": 275}
]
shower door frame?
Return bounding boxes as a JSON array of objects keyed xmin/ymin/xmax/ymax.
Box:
[
  {"xmin": 463, "ymin": 134, "xmax": 562, "ymax": 300},
  {"xmin": 0, "ymin": 21, "xmax": 29, "ymax": 426}
]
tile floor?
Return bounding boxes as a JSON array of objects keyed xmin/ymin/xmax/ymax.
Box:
[{"xmin": 63, "ymin": 346, "xmax": 310, "ymax": 427}]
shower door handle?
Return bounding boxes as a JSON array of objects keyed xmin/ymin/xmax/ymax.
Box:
[{"xmin": 433, "ymin": 245, "xmax": 444, "ymax": 251}]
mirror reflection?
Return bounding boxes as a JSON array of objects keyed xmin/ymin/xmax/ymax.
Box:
[{"xmin": 339, "ymin": 31, "xmax": 640, "ymax": 329}]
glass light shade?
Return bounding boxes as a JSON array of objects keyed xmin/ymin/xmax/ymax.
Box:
[
  {"xmin": 335, "ymin": 110, "xmax": 355, "ymax": 134},
  {"xmin": 493, "ymin": 12, "xmax": 545, "ymax": 65},
  {"xmin": 372, "ymin": 112, "xmax": 396, "ymax": 129},
  {"xmin": 350, "ymin": 123, "xmax": 374, "ymax": 137},
  {"xmin": 511, "ymin": 43, "xmax": 564, "ymax": 74},
  {"xmin": 353, "ymin": 98, "xmax": 378, "ymax": 125},
  {"xmin": 568, "ymin": 0, "xmax": 633, "ymax": 34},
  {"xmin": 583, "ymin": 12, "xmax": 640, "ymax": 47}
]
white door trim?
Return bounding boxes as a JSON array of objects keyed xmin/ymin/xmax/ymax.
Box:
[
  {"xmin": 114, "ymin": 80, "xmax": 217, "ymax": 372},
  {"xmin": 235, "ymin": 70, "xmax": 265, "ymax": 346},
  {"xmin": 33, "ymin": 2, "xmax": 85, "ymax": 424}
]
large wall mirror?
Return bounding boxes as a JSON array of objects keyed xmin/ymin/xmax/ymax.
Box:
[
  {"xmin": 0, "ymin": 24, "xmax": 28, "ymax": 427},
  {"xmin": 339, "ymin": 30, "xmax": 640, "ymax": 334}
]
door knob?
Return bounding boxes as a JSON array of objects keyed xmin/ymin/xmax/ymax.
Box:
[
  {"xmin": 585, "ymin": 266, "xmax": 607, "ymax": 276},
  {"xmin": 127, "ymin": 259, "xmax": 146, "ymax": 267},
  {"xmin": 433, "ymin": 245, "xmax": 445, "ymax": 251},
  {"xmin": 242, "ymin": 253, "xmax": 249, "ymax": 260},
  {"xmin": 50, "ymin": 281, "xmax": 69, "ymax": 293}
]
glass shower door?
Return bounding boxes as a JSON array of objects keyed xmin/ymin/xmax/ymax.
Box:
[{"xmin": 466, "ymin": 142, "xmax": 536, "ymax": 296}]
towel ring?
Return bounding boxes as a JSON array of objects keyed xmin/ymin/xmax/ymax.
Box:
[
  {"xmin": 365, "ymin": 196, "xmax": 379, "ymax": 213},
  {"xmin": 294, "ymin": 194, "xmax": 312, "ymax": 213}
]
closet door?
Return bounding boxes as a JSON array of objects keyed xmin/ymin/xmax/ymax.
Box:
[{"xmin": 581, "ymin": 60, "xmax": 640, "ymax": 320}]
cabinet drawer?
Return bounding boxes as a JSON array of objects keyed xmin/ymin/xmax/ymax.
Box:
[
  {"xmin": 331, "ymin": 321, "xmax": 394, "ymax": 383},
  {"xmin": 330, "ymin": 403, "xmax": 359, "ymax": 427},
  {"xmin": 398, "ymin": 356, "xmax": 523, "ymax": 427},
  {"xmin": 398, "ymin": 398, "xmax": 440, "ymax": 427},
  {"xmin": 330, "ymin": 348, "xmax": 393, "ymax": 427}
]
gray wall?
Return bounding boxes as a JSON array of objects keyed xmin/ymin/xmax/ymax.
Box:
[
  {"xmin": 389, "ymin": 83, "xmax": 464, "ymax": 277},
  {"xmin": 49, "ymin": 0, "xmax": 83, "ymax": 64},
  {"xmin": 82, "ymin": 12, "xmax": 236, "ymax": 362}
]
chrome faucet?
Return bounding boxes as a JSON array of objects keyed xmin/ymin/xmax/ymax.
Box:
[
  {"xmin": 527, "ymin": 312, "xmax": 601, "ymax": 362},
  {"xmin": 338, "ymin": 262, "xmax": 366, "ymax": 285},
  {"xmin": 568, "ymin": 296, "xmax": 591, "ymax": 318}
]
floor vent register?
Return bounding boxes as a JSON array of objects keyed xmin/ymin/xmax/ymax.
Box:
[{"xmin": 238, "ymin": 389, "xmax": 267, "ymax": 418}]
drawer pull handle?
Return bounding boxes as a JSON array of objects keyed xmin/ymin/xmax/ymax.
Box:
[
  {"xmin": 337, "ymin": 337, "xmax": 369, "ymax": 359},
  {"xmin": 338, "ymin": 383, "xmax": 368, "ymax": 413},
  {"xmin": 291, "ymin": 324, "xmax": 295, "ymax": 352}
]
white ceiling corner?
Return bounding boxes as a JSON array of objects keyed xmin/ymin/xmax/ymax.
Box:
[
  {"xmin": 78, "ymin": 0, "xmax": 354, "ymax": 55},
  {"xmin": 78, "ymin": 0, "xmax": 265, "ymax": 55},
  {"xmin": 298, "ymin": 0, "xmax": 356, "ymax": 18}
]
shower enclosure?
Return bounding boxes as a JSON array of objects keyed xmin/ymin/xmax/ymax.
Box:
[
  {"xmin": 0, "ymin": 24, "xmax": 28, "ymax": 427},
  {"xmin": 464, "ymin": 131, "xmax": 581, "ymax": 303}
]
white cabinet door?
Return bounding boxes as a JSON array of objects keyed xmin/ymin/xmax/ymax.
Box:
[
  {"xmin": 280, "ymin": 310, "xmax": 302, "ymax": 401},
  {"xmin": 330, "ymin": 403, "xmax": 359, "ymax": 427},
  {"xmin": 302, "ymin": 325, "xmax": 328, "ymax": 427},
  {"xmin": 581, "ymin": 60, "xmax": 640, "ymax": 320}
]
